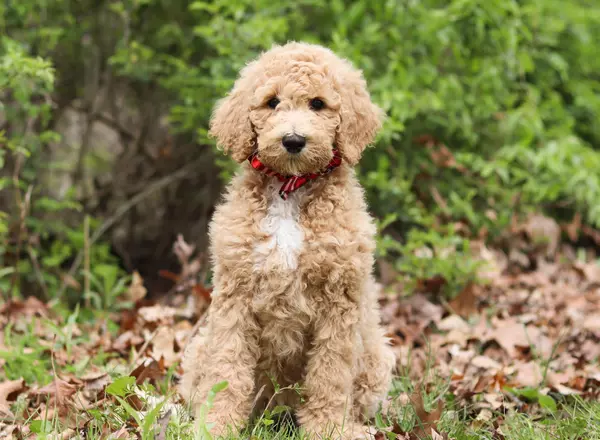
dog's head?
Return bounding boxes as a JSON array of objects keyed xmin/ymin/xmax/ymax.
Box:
[{"xmin": 209, "ymin": 42, "xmax": 383, "ymax": 175}]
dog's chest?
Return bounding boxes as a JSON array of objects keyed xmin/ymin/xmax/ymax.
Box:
[{"xmin": 253, "ymin": 182, "xmax": 305, "ymax": 272}]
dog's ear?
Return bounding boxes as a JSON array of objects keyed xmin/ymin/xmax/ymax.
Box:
[
  {"xmin": 209, "ymin": 63, "xmax": 257, "ymax": 163},
  {"xmin": 335, "ymin": 68, "xmax": 384, "ymax": 166}
]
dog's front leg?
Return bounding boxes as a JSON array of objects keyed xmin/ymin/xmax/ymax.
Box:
[
  {"xmin": 186, "ymin": 296, "xmax": 260, "ymax": 436},
  {"xmin": 297, "ymin": 300, "xmax": 360, "ymax": 439}
]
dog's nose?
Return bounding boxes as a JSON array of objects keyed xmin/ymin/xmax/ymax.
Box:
[{"xmin": 282, "ymin": 134, "xmax": 306, "ymax": 153}]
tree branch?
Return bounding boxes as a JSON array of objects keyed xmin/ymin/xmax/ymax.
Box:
[{"xmin": 57, "ymin": 156, "xmax": 204, "ymax": 299}]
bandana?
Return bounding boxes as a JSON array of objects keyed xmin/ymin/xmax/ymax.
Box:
[{"xmin": 248, "ymin": 149, "xmax": 342, "ymax": 200}]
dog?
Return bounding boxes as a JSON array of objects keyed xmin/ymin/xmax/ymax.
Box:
[{"xmin": 180, "ymin": 42, "xmax": 395, "ymax": 439}]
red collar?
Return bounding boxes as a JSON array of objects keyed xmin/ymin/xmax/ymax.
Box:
[{"xmin": 248, "ymin": 149, "xmax": 342, "ymax": 200}]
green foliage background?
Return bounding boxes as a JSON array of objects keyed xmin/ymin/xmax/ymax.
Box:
[{"xmin": 2, "ymin": 0, "xmax": 600, "ymax": 299}]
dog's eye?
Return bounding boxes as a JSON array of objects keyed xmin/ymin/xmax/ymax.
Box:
[
  {"xmin": 267, "ymin": 97, "xmax": 280, "ymax": 109},
  {"xmin": 309, "ymin": 98, "xmax": 325, "ymax": 111}
]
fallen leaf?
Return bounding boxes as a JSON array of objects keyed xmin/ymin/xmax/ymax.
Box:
[
  {"xmin": 192, "ymin": 284, "xmax": 212, "ymax": 302},
  {"xmin": 150, "ymin": 327, "xmax": 179, "ymax": 367},
  {"xmin": 403, "ymin": 294, "xmax": 443, "ymax": 329},
  {"xmin": 29, "ymin": 377, "xmax": 77, "ymax": 408},
  {"xmin": 441, "ymin": 328, "xmax": 469, "ymax": 346},
  {"xmin": 579, "ymin": 339, "xmax": 600, "ymax": 361},
  {"xmin": 81, "ymin": 371, "xmax": 111, "ymax": 393},
  {"xmin": 0, "ymin": 378, "xmax": 25, "ymax": 418},
  {"xmin": 565, "ymin": 213, "xmax": 581, "ymax": 242},
  {"xmin": 112, "ymin": 330, "xmax": 144, "ymax": 352},
  {"xmin": 173, "ymin": 234, "xmax": 203, "ymax": 280},
  {"xmin": 524, "ymin": 214, "xmax": 560, "ymax": 257},
  {"xmin": 471, "ymin": 241, "xmax": 507, "ymax": 281},
  {"xmin": 553, "ymin": 384, "xmax": 582, "ymax": 395},
  {"xmin": 173, "ymin": 234, "xmax": 195, "ymax": 263},
  {"xmin": 138, "ymin": 305, "xmax": 177, "ymax": 324},
  {"xmin": 472, "ymin": 376, "xmax": 493, "ymax": 393},
  {"xmin": 409, "ymin": 391, "xmax": 444, "ymax": 439},
  {"xmin": 437, "ymin": 315, "xmax": 470, "ymax": 332},
  {"xmin": 130, "ymin": 358, "xmax": 164, "ymax": 386},
  {"xmin": 508, "ymin": 248, "xmax": 531, "ymax": 269},
  {"xmin": 483, "ymin": 393, "xmax": 504, "ymax": 409},
  {"xmin": 0, "ymin": 424, "xmax": 19, "ymax": 439},
  {"xmin": 471, "ymin": 356, "xmax": 502, "ymax": 371},
  {"xmin": 0, "ymin": 297, "xmax": 48, "ymax": 318},
  {"xmin": 430, "ymin": 428, "xmax": 447, "ymax": 440},
  {"xmin": 583, "ymin": 314, "xmax": 600, "ymax": 332},
  {"xmin": 513, "ymin": 361, "xmax": 543, "ymax": 388},
  {"xmin": 415, "ymin": 275, "xmax": 447, "ymax": 295},
  {"xmin": 476, "ymin": 408, "xmax": 493, "ymax": 422},
  {"xmin": 174, "ymin": 320, "xmax": 194, "ymax": 349},
  {"xmin": 546, "ymin": 369, "xmax": 574, "ymax": 388},
  {"xmin": 448, "ymin": 283, "xmax": 479, "ymax": 318},
  {"xmin": 119, "ymin": 309, "xmax": 138, "ymax": 332},
  {"xmin": 127, "ymin": 271, "xmax": 147, "ymax": 302},
  {"xmin": 489, "ymin": 319, "xmax": 552, "ymax": 358},
  {"xmin": 107, "ymin": 426, "xmax": 130, "ymax": 439}
]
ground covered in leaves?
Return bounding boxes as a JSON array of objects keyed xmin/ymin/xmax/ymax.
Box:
[{"xmin": 1, "ymin": 231, "xmax": 600, "ymax": 440}]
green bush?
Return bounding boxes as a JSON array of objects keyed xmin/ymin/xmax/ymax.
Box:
[
  {"xmin": 1, "ymin": 36, "xmax": 60, "ymax": 298},
  {"xmin": 2, "ymin": 0, "xmax": 600, "ymax": 298},
  {"xmin": 0, "ymin": 36, "xmax": 123, "ymax": 303}
]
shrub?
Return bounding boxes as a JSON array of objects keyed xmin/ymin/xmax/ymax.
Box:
[
  {"xmin": 2, "ymin": 0, "xmax": 600, "ymax": 298},
  {"xmin": 0, "ymin": 36, "xmax": 123, "ymax": 303}
]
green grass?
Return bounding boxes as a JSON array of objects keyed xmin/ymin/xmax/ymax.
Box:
[{"xmin": 439, "ymin": 401, "xmax": 600, "ymax": 440}]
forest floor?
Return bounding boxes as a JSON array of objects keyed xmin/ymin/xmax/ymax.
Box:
[{"xmin": 1, "ymin": 232, "xmax": 600, "ymax": 440}]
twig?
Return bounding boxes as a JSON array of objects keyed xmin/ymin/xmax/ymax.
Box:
[
  {"xmin": 58, "ymin": 428, "xmax": 76, "ymax": 440},
  {"xmin": 439, "ymin": 297, "xmax": 457, "ymax": 316},
  {"xmin": 83, "ymin": 215, "xmax": 90, "ymax": 308},
  {"xmin": 250, "ymin": 384, "xmax": 267, "ymax": 414},
  {"xmin": 156, "ymin": 409, "xmax": 172, "ymax": 440},
  {"xmin": 504, "ymin": 390, "xmax": 525, "ymax": 410},
  {"xmin": 7, "ymin": 114, "xmax": 36, "ymax": 301},
  {"xmin": 7, "ymin": 155, "xmax": 23, "ymax": 302},
  {"xmin": 130, "ymin": 328, "xmax": 159, "ymax": 368},
  {"xmin": 541, "ymin": 329, "xmax": 567, "ymax": 385},
  {"xmin": 182, "ymin": 311, "xmax": 209, "ymax": 356},
  {"xmin": 27, "ymin": 244, "xmax": 49, "ymax": 301},
  {"xmin": 250, "ymin": 383, "xmax": 298, "ymax": 437},
  {"xmin": 49, "ymin": 335, "xmax": 61, "ymax": 418},
  {"xmin": 57, "ymin": 157, "xmax": 203, "ymax": 299},
  {"xmin": 9, "ymin": 177, "xmax": 32, "ymax": 300}
]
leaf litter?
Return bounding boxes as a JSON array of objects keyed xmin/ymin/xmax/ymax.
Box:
[{"xmin": 0, "ymin": 229, "xmax": 599, "ymax": 439}]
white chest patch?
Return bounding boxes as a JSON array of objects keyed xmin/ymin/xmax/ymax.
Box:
[{"xmin": 254, "ymin": 182, "xmax": 304, "ymax": 271}]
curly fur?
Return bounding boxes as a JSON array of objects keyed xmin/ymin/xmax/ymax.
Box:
[{"xmin": 180, "ymin": 42, "xmax": 394, "ymax": 440}]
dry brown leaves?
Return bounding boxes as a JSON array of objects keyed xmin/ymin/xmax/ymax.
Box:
[
  {"xmin": 0, "ymin": 379, "xmax": 25, "ymax": 419},
  {"xmin": 379, "ymin": 223, "xmax": 600, "ymax": 435},
  {"xmin": 2, "ymin": 227, "xmax": 600, "ymax": 438},
  {"xmin": 0, "ymin": 236, "xmax": 211, "ymax": 438},
  {"xmin": 127, "ymin": 271, "xmax": 148, "ymax": 303},
  {"xmin": 0, "ymin": 296, "xmax": 48, "ymax": 319}
]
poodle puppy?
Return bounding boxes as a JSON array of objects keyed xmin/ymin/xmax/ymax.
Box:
[{"xmin": 180, "ymin": 42, "xmax": 395, "ymax": 439}]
